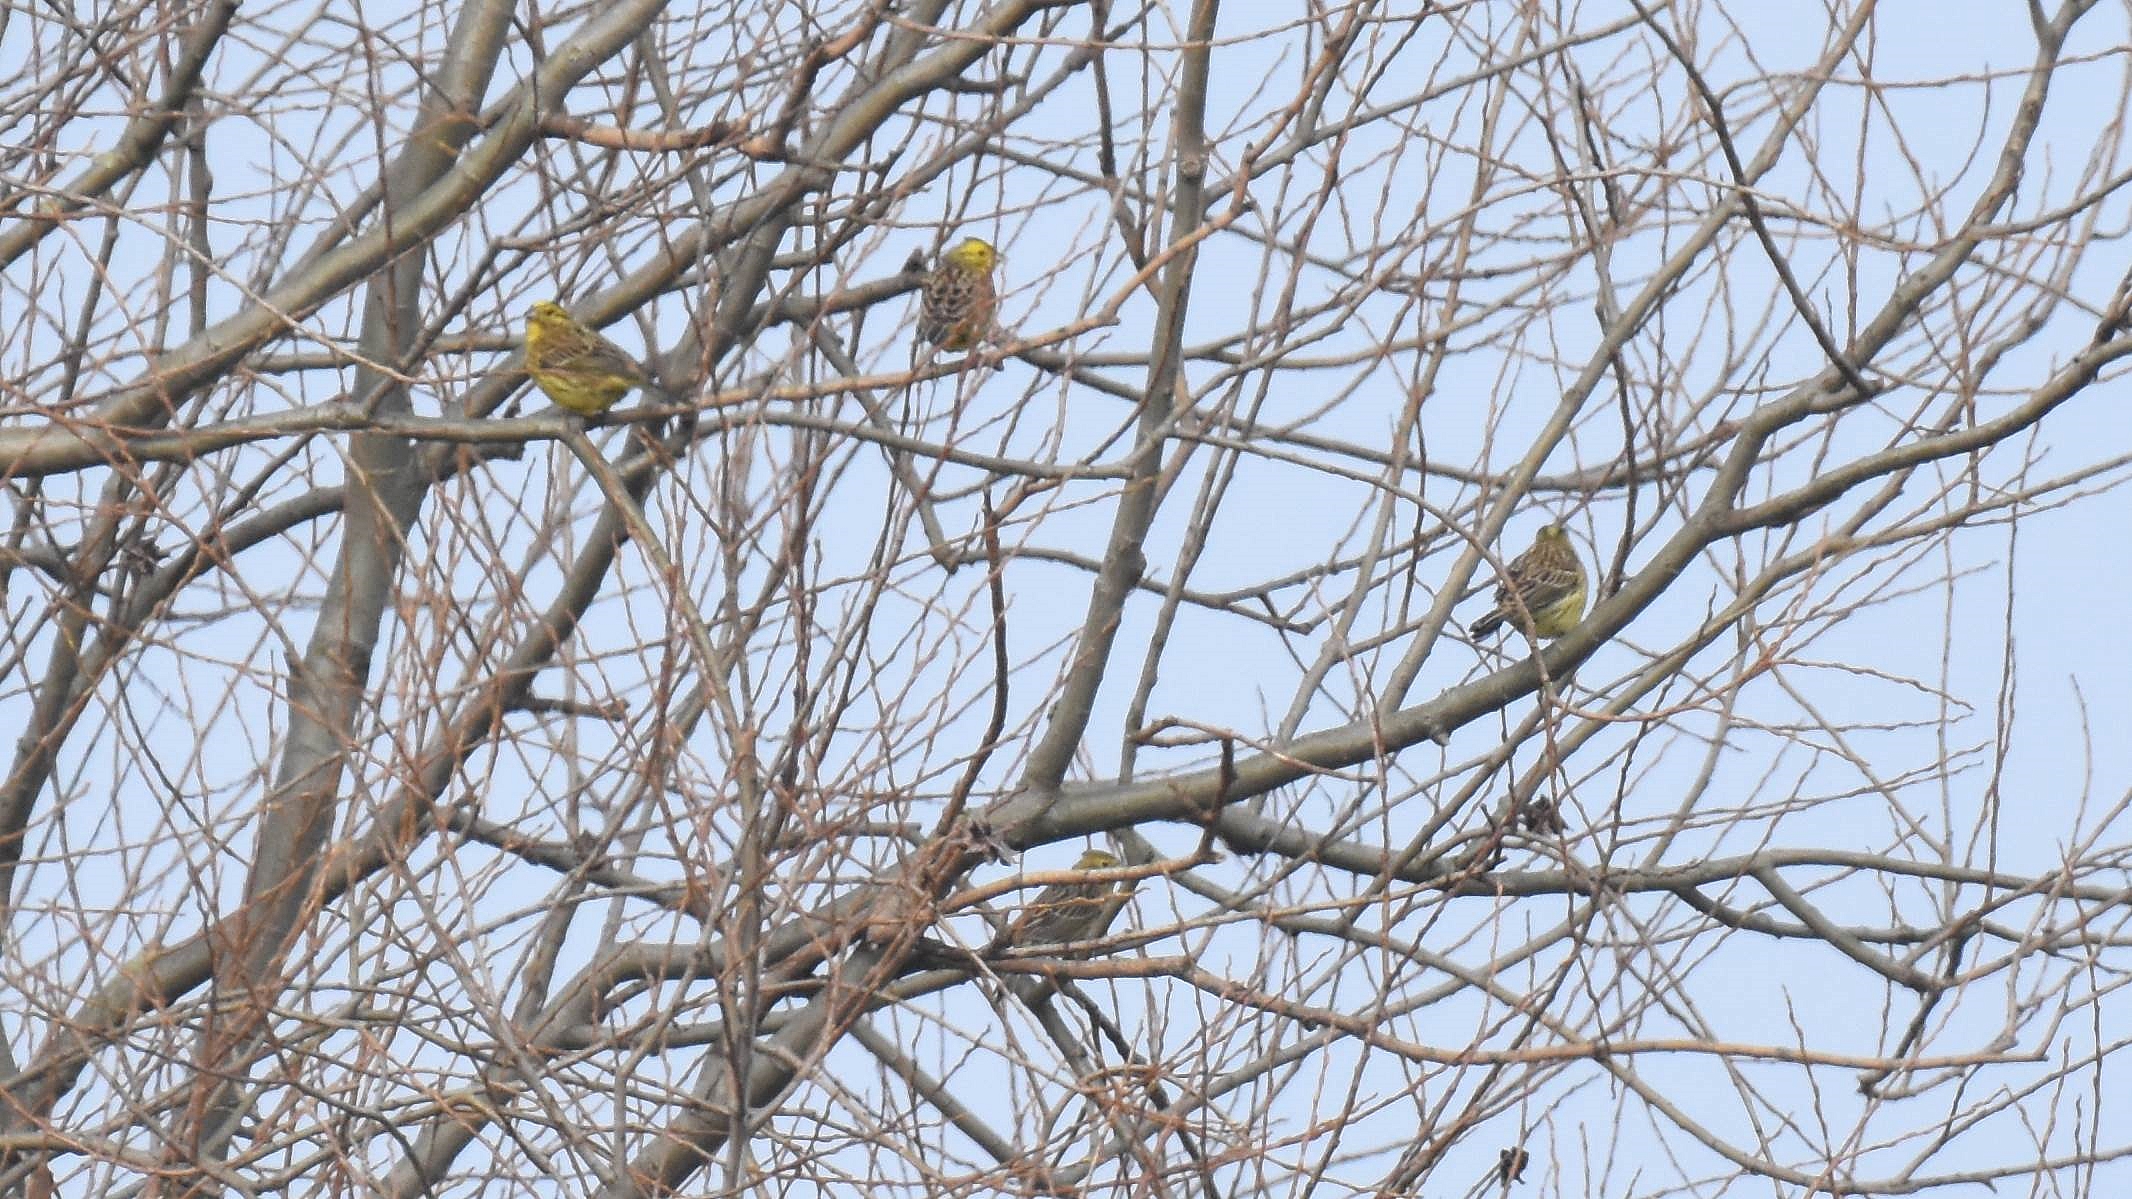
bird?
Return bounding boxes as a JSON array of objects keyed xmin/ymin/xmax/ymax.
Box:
[
  {"xmin": 523, "ymin": 300, "xmax": 647, "ymax": 417},
  {"xmin": 1469, "ymin": 523, "xmax": 1587, "ymax": 640},
  {"xmin": 916, "ymin": 236, "xmax": 1000, "ymax": 351},
  {"xmin": 1497, "ymin": 1146, "xmax": 1530, "ymax": 1187},
  {"xmin": 986, "ymin": 848, "xmax": 1130, "ymax": 955}
]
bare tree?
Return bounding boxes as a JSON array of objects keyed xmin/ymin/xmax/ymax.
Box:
[{"xmin": 3, "ymin": 1, "xmax": 2130, "ymax": 1196}]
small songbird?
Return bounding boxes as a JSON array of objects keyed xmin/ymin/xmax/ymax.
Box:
[
  {"xmin": 917, "ymin": 236, "xmax": 1001, "ymax": 350},
  {"xmin": 523, "ymin": 300, "xmax": 647, "ymax": 416},
  {"xmin": 1469, "ymin": 523, "xmax": 1588, "ymax": 640},
  {"xmin": 986, "ymin": 848, "xmax": 1130, "ymax": 955}
]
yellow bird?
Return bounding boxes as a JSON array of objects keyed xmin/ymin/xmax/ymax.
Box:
[
  {"xmin": 987, "ymin": 848, "xmax": 1129, "ymax": 955},
  {"xmin": 523, "ymin": 300, "xmax": 646, "ymax": 416},
  {"xmin": 917, "ymin": 237, "xmax": 1001, "ymax": 351},
  {"xmin": 1470, "ymin": 523, "xmax": 1588, "ymax": 640}
]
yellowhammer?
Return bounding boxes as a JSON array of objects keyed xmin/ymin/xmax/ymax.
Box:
[
  {"xmin": 523, "ymin": 300, "xmax": 646, "ymax": 416},
  {"xmin": 1470, "ymin": 523, "xmax": 1588, "ymax": 640},
  {"xmin": 917, "ymin": 236, "xmax": 1000, "ymax": 350},
  {"xmin": 987, "ymin": 848, "xmax": 1129, "ymax": 955}
]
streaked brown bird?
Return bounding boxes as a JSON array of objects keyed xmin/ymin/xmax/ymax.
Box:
[
  {"xmin": 1469, "ymin": 523, "xmax": 1587, "ymax": 640},
  {"xmin": 917, "ymin": 236, "xmax": 1000, "ymax": 351},
  {"xmin": 987, "ymin": 848, "xmax": 1129, "ymax": 955}
]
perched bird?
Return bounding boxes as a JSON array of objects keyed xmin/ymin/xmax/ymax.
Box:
[
  {"xmin": 987, "ymin": 848, "xmax": 1129, "ymax": 955},
  {"xmin": 917, "ymin": 236, "xmax": 1000, "ymax": 350},
  {"xmin": 1469, "ymin": 523, "xmax": 1587, "ymax": 640},
  {"xmin": 523, "ymin": 300, "xmax": 646, "ymax": 416}
]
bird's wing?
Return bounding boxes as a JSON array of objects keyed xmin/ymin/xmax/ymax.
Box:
[
  {"xmin": 1513, "ymin": 555, "xmax": 1582, "ymax": 610},
  {"xmin": 567, "ymin": 336, "xmax": 645, "ymax": 380}
]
